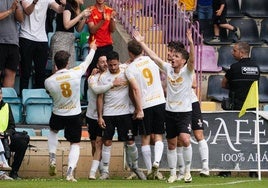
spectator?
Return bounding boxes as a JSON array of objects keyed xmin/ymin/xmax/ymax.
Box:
[
  {"xmin": 0, "ymin": 87, "xmax": 30, "ymax": 180},
  {"xmin": 50, "ymin": 0, "xmax": 91, "ymax": 73},
  {"xmin": 196, "ymin": 0, "xmax": 213, "ymax": 38},
  {"xmin": 19, "ymin": 0, "xmax": 66, "ymax": 93},
  {"xmin": 178, "ymin": 0, "xmax": 197, "ymax": 19},
  {"xmin": 83, "ymin": 0, "xmax": 117, "ymax": 100},
  {"xmin": 210, "ymin": 0, "xmax": 240, "ymax": 42},
  {"xmin": 197, "ymin": 0, "xmax": 213, "ymax": 20},
  {"xmin": 221, "ymin": 41, "xmax": 260, "ymax": 178},
  {"xmin": 86, "ymin": 0, "xmax": 116, "ymax": 75},
  {"xmin": 44, "ymin": 41, "xmax": 96, "ymax": 182},
  {"xmin": 0, "ymin": 0, "xmax": 24, "ymax": 88}
]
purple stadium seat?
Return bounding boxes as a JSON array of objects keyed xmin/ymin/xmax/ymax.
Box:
[{"xmin": 195, "ymin": 45, "xmax": 222, "ymax": 72}]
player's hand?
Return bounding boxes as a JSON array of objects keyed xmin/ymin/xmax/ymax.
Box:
[
  {"xmin": 133, "ymin": 109, "xmax": 144, "ymax": 120},
  {"xmin": 90, "ymin": 39, "xmax": 97, "ymax": 51},
  {"xmin": 186, "ymin": 29, "xmax": 193, "ymax": 44},
  {"xmin": 132, "ymin": 30, "xmax": 144, "ymax": 43},
  {"xmin": 91, "ymin": 68, "xmax": 99, "ymax": 75},
  {"xmin": 98, "ymin": 117, "xmax": 106, "ymax": 129},
  {"xmin": 113, "ymin": 77, "xmax": 126, "ymax": 87},
  {"xmin": 11, "ymin": 0, "xmax": 18, "ymax": 12}
]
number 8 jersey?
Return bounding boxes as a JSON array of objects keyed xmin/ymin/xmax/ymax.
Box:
[{"xmin": 45, "ymin": 50, "xmax": 95, "ymax": 116}]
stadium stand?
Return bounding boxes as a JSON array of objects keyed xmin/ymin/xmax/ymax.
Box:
[
  {"xmin": 260, "ymin": 18, "xmax": 268, "ymax": 44},
  {"xmin": 2, "ymin": 87, "xmax": 22, "ymax": 124},
  {"xmin": 200, "ymin": 101, "xmax": 217, "ymax": 111},
  {"xmin": 264, "ymin": 104, "xmax": 268, "ymax": 111},
  {"xmin": 217, "ymin": 45, "xmax": 236, "ymax": 71},
  {"xmin": 228, "ymin": 18, "xmax": 263, "ymax": 45},
  {"xmin": 196, "ymin": 45, "xmax": 222, "ymax": 72},
  {"xmin": 203, "ymin": 27, "xmax": 232, "ymax": 45},
  {"xmin": 226, "ymin": 0, "xmax": 244, "ymax": 18},
  {"xmin": 22, "ymin": 89, "xmax": 53, "ymax": 125},
  {"xmin": 207, "ymin": 75, "xmax": 229, "ymax": 102},
  {"xmin": 241, "ymin": 0, "xmax": 268, "ymax": 18},
  {"xmin": 15, "ymin": 128, "xmax": 36, "ymax": 137},
  {"xmin": 41, "ymin": 128, "xmax": 64, "ymax": 138},
  {"xmin": 250, "ymin": 47, "xmax": 268, "ymax": 73},
  {"xmin": 259, "ymin": 76, "xmax": 268, "ymax": 103},
  {"xmin": 74, "ymin": 25, "xmax": 90, "ymax": 65}
]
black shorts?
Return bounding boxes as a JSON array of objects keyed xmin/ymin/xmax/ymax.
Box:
[
  {"xmin": 49, "ymin": 113, "xmax": 83, "ymax": 143},
  {"xmin": 213, "ymin": 13, "xmax": 227, "ymax": 25},
  {"xmin": 134, "ymin": 103, "xmax": 166, "ymax": 136},
  {"xmin": 191, "ymin": 101, "xmax": 204, "ymax": 131},
  {"xmin": 165, "ymin": 111, "xmax": 192, "ymax": 139},
  {"xmin": 86, "ymin": 117, "xmax": 103, "ymax": 140},
  {"xmin": 102, "ymin": 114, "xmax": 134, "ymax": 141},
  {"xmin": 0, "ymin": 44, "xmax": 20, "ymax": 71}
]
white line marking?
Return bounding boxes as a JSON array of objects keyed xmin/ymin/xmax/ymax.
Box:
[{"xmin": 168, "ymin": 180, "xmax": 258, "ymax": 188}]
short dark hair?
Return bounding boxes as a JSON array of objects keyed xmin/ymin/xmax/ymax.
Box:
[
  {"xmin": 127, "ymin": 40, "xmax": 143, "ymax": 56},
  {"xmin": 54, "ymin": 50, "xmax": 70, "ymax": 70},
  {"xmin": 106, "ymin": 51, "xmax": 119, "ymax": 62},
  {"xmin": 175, "ymin": 48, "xmax": 189, "ymax": 61},
  {"xmin": 168, "ymin": 41, "xmax": 185, "ymax": 50},
  {"xmin": 236, "ymin": 42, "xmax": 250, "ymax": 55}
]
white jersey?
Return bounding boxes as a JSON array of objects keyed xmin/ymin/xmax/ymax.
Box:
[
  {"xmin": 163, "ymin": 63, "xmax": 193, "ymax": 112},
  {"xmin": 45, "ymin": 49, "xmax": 95, "ymax": 116},
  {"xmin": 99, "ymin": 64, "xmax": 130, "ymax": 116},
  {"xmin": 86, "ymin": 72, "xmax": 112, "ymax": 119},
  {"xmin": 86, "ymin": 74, "xmax": 100, "ymax": 120},
  {"xmin": 125, "ymin": 56, "xmax": 166, "ymax": 109},
  {"xmin": 190, "ymin": 88, "xmax": 199, "ymax": 103},
  {"xmin": 20, "ymin": 0, "xmax": 54, "ymax": 42}
]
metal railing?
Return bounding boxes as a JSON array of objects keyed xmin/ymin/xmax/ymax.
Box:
[{"xmin": 109, "ymin": 0, "xmax": 203, "ymax": 99}]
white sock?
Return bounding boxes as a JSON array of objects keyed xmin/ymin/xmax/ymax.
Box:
[
  {"xmin": 90, "ymin": 160, "xmax": 100, "ymax": 177},
  {"xmin": 141, "ymin": 145, "xmax": 152, "ymax": 171},
  {"xmin": 48, "ymin": 130, "xmax": 58, "ymax": 154},
  {"xmin": 99, "ymin": 159, "xmax": 104, "ymax": 173},
  {"xmin": 102, "ymin": 145, "xmax": 111, "ymax": 173},
  {"xmin": 198, "ymin": 139, "xmax": 209, "ymax": 170},
  {"xmin": 167, "ymin": 149, "xmax": 177, "ymax": 176},
  {"xmin": 68, "ymin": 144, "xmax": 80, "ymax": 170},
  {"xmin": 0, "ymin": 142, "xmax": 5, "ymax": 152},
  {"xmin": 177, "ymin": 146, "xmax": 184, "ymax": 175},
  {"xmin": 183, "ymin": 145, "xmax": 192, "ymax": 174},
  {"xmin": 0, "ymin": 154, "xmax": 9, "ymax": 166},
  {"xmin": 154, "ymin": 141, "xmax": 164, "ymax": 164},
  {"xmin": 126, "ymin": 143, "xmax": 139, "ymax": 169}
]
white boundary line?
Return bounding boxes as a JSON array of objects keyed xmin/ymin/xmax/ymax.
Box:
[{"xmin": 168, "ymin": 180, "xmax": 258, "ymax": 188}]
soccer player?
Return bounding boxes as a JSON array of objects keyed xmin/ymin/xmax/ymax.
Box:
[
  {"xmin": 176, "ymin": 76, "xmax": 209, "ymax": 180},
  {"xmin": 133, "ymin": 30, "xmax": 194, "ymax": 183},
  {"xmin": 126, "ymin": 40, "xmax": 166, "ymax": 180},
  {"xmin": 44, "ymin": 40, "xmax": 96, "ymax": 182},
  {"xmin": 87, "ymin": 54, "xmax": 125, "ymax": 179},
  {"xmin": 97, "ymin": 51, "xmax": 146, "ymax": 180}
]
